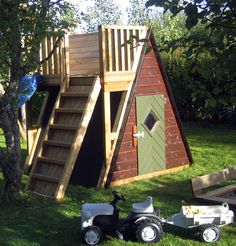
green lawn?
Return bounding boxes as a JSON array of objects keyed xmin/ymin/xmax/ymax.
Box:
[{"xmin": 0, "ymin": 123, "xmax": 235, "ymax": 246}]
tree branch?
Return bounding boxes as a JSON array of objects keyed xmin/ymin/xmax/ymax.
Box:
[{"xmin": 38, "ymin": 36, "xmax": 62, "ymax": 65}]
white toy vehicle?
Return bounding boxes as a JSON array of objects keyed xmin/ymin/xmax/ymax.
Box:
[
  {"xmin": 81, "ymin": 191, "xmax": 234, "ymax": 245},
  {"xmin": 165, "ymin": 202, "xmax": 234, "ymax": 243}
]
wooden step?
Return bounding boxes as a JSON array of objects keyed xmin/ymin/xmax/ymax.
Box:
[
  {"xmin": 61, "ymin": 91, "xmax": 89, "ymax": 97},
  {"xmin": 49, "ymin": 124, "xmax": 78, "ymax": 131},
  {"xmin": 55, "ymin": 108, "xmax": 83, "ymax": 114},
  {"xmin": 31, "ymin": 174, "xmax": 60, "ymax": 183},
  {"xmin": 70, "ymin": 77, "xmax": 94, "ymax": 86},
  {"xmin": 37, "ymin": 156, "xmax": 65, "ymax": 166},
  {"xmin": 44, "ymin": 140, "xmax": 71, "ymax": 148},
  {"xmin": 61, "ymin": 92, "xmax": 90, "ymax": 97}
]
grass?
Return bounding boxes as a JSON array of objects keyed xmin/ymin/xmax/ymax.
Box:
[{"xmin": 0, "ymin": 123, "xmax": 235, "ymax": 246}]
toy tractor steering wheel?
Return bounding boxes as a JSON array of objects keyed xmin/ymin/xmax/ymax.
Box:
[{"xmin": 112, "ymin": 190, "xmax": 126, "ymax": 201}]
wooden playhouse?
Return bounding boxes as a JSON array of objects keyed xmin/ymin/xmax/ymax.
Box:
[{"xmin": 25, "ymin": 25, "xmax": 192, "ymax": 200}]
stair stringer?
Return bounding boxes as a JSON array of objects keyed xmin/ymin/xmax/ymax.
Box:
[
  {"xmin": 55, "ymin": 76, "xmax": 101, "ymax": 200},
  {"xmin": 26, "ymin": 76, "xmax": 101, "ymax": 199}
]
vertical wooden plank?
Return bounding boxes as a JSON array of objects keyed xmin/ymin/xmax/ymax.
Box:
[
  {"xmin": 126, "ymin": 29, "xmax": 131, "ymax": 70},
  {"xmin": 105, "ymin": 29, "xmax": 109, "ymax": 72},
  {"xmin": 120, "ymin": 30, "xmax": 125, "ymax": 71},
  {"xmin": 53, "ymin": 36, "xmax": 59, "ymax": 75},
  {"xmin": 114, "ymin": 28, "xmax": 119, "ymax": 71},
  {"xmin": 107, "ymin": 28, "xmax": 113, "ymax": 72},
  {"xmin": 103, "ymin": 91, "xmax": 111, "ymax": 166},
  {"xmin": 130, "ymin": 29, "xmax": 135, "ymax": 67},
  {"xmin": 135, "ymin": 29, "xmax": 140, "ymax": 53},
  {"xmin": 42, "ymin": 38, "xmax": 47, "ymax": 75},
  {"xmin": 64, "ymin": 35, "xmax": 70, "ymax": 89},
  {"xmin": 118, "ymin": 29, "xmax": 122, "ymax": 71},
  {"xmin": 47, "ymin": 36, "xmax": 53, "ymax": 75}
]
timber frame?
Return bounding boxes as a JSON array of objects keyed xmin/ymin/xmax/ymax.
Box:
[{"xmin": 24, "ymin": 25, "xmax": 192, "ymax": 199}]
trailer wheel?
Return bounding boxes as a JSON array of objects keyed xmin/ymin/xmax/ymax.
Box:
[
  {"xmin": 136, "ymin": 219, "xmax": 163, "ymax": 243},
  {"xmin": 200, "ymin": 224, "xmax": 220, "ymax": 243},
  {"xmin": 82, "ymin": 226, "xmax": 103, "ymax": 245}
]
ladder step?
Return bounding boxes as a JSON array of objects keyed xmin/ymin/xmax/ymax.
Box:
[
  {"xmin": 44, "ymin": 140, "xmax": 71, "ymax": 148},
  {"xmin": 49, "ymin": 124, "xmax": 78, "ymax": 131},
  {"xmin": 55, "ymin": 108, "xmax": 83, "ymax": 114},
  {"xmin": 37, "ymin": 157, "xmax": 65, "ymax": 166},
  {"xmin": 31, "ymin": 174, "xmax": 60, "ymax": 183},
  {"xmin": 61, "ymin": 92, "xmax": 89, "ymax": 97},
  {"xmin": 70, "ymin": 76, "xmax": 94, "ymax": 86}
]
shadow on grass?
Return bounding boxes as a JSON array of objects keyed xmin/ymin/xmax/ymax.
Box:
[
  {"xmin": 0, "ymin": 194, "xmax": 81, "ymax": 246},
  {"xmin": 0, "ymin": 174, "xmax": 81, "ymax": 246}
]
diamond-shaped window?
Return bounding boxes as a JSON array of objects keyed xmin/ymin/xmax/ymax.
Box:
[{"xmin": 144, "ymin": 111, "xmax": 159, "ymax": 132}]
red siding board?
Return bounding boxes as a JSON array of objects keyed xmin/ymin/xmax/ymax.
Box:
[
  {"xmin": 112, "ymin": 168, "xmax": 137, "ymax": 181},
  {"xmin": 114, "ymin": 159, "xmax": 137, "ymax": 172},
  {"xmin": 117, "ymin": 150, "xmax": 137, "ymax": 162},
  {"xmin": 110, "ymin": 44, "xmax": 190, "ymax": 182}
]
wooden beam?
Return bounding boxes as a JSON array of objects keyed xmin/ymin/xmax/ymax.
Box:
[
  {"xmin": 103, "ymin": 91, "xmax": 112, "ymax": 165},
  {"xmin": 111, "ymin": 164, "xmax": 190, "ymax": 186},
  {"xmin": 103, "ymin": 81, "xmax": 130, "ymax": 92},
  {"xmin": 18, "ymin": 120, "xmax": 27, "ymax": 141},
  {"xmin": 103, "ymin": 71, "xmax": 135, "ymax": 83}
]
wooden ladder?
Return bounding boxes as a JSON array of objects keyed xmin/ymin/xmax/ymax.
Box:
[{"xmin": 26, "ymin": 76, "xmax": 101, "ymax": 200}]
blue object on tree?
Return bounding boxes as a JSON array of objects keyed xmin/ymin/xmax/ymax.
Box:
[{"xmin": 18, "ymin": 75, "xmax": 43, "ymax": 108}]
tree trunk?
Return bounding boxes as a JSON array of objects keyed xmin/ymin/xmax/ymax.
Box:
[{"xmin": 0, "ymin": 95, "xmax": 22, "ymax": 198}]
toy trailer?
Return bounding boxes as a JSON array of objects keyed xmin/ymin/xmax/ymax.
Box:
[
  {"xmin": 24, "ymin": 25, "xmax": 192, "ymax": 200},
  {"xmin": 165, "ymin": 203, "xmax": 234, "ymax": 243}
]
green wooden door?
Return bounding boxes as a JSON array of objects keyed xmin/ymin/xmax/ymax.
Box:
[{"xmin": 136, "ymin": 95, "xmax": 165, "ymax": 175}]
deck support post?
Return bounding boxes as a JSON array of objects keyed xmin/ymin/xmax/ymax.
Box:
[{"xmin": 103, "ymin": 91, "xmax": 112, "ymax": 169}]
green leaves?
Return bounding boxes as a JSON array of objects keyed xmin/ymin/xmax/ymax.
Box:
[{"xmin": 146, "ymin": 0, "xmax": 166, "ymax": 8}]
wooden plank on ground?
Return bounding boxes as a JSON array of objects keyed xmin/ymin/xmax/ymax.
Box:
[{"xmin": 192, "ymin": 167, "xmax": 236, "ymax": 195}]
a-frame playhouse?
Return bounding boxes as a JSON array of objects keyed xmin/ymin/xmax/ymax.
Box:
[{"xmin": 25, "ymin": 25, "xmax": 192, "ymax": 200}]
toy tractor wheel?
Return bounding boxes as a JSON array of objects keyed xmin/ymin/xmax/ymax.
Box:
[
  {"xmin": 200, "ymin": 224, "xmax": 220, "ymax": 243},
  {"xmin": 136, "ymin": 219, "xmax": 163, "ymax": 243},
  {"xmin": 82, "ymin": 226, "xmax": 103, "ymax": 245}
]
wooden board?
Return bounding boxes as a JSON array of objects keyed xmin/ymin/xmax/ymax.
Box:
[
  {"xmin": 192, "ymin": 167, "xmax": 236, "ymax": 195},
  {"xmin": 192, "ymin": 167, "xmax": 236, "ymax": 206},
  {"xmin": 111, "ymin": 164, "xmax": 189, "ymax": 186},
  {"xmin": 195, "ymin": 184, "xmax": 236, "ymax": 206},
  {"xmin": 69, "ymin": 33, "xmax": 100, "ymax": 76}
]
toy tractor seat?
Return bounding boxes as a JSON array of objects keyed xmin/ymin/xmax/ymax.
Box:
[{"xmin": 132, "ymin": 196, "xmax": 154, "ymax": 213}]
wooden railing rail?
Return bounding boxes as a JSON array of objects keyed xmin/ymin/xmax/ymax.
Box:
[
  {"xmin": 38, "ymin": 33, "xmax": 70, "ymax": 88},
  {"xmin": 99, "ymin": 25, "xmax": 148, "ymax": 85},
  {"xmin": 25, "ymin": 34, "xmax": 70, "ymax": 171}
]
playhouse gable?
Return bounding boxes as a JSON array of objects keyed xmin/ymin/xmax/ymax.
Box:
[{"xmin": 107, "ymin": 35, "xmax": 191, "ymax": 185}]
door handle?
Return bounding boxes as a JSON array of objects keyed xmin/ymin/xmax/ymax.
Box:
[
  {"xmin": 132, "ymin": 126, "xmax": 144, "ymax": 147},
  {"xmin": 133, "ymin": 131, "xmax": 144, "ymax": 139}
]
